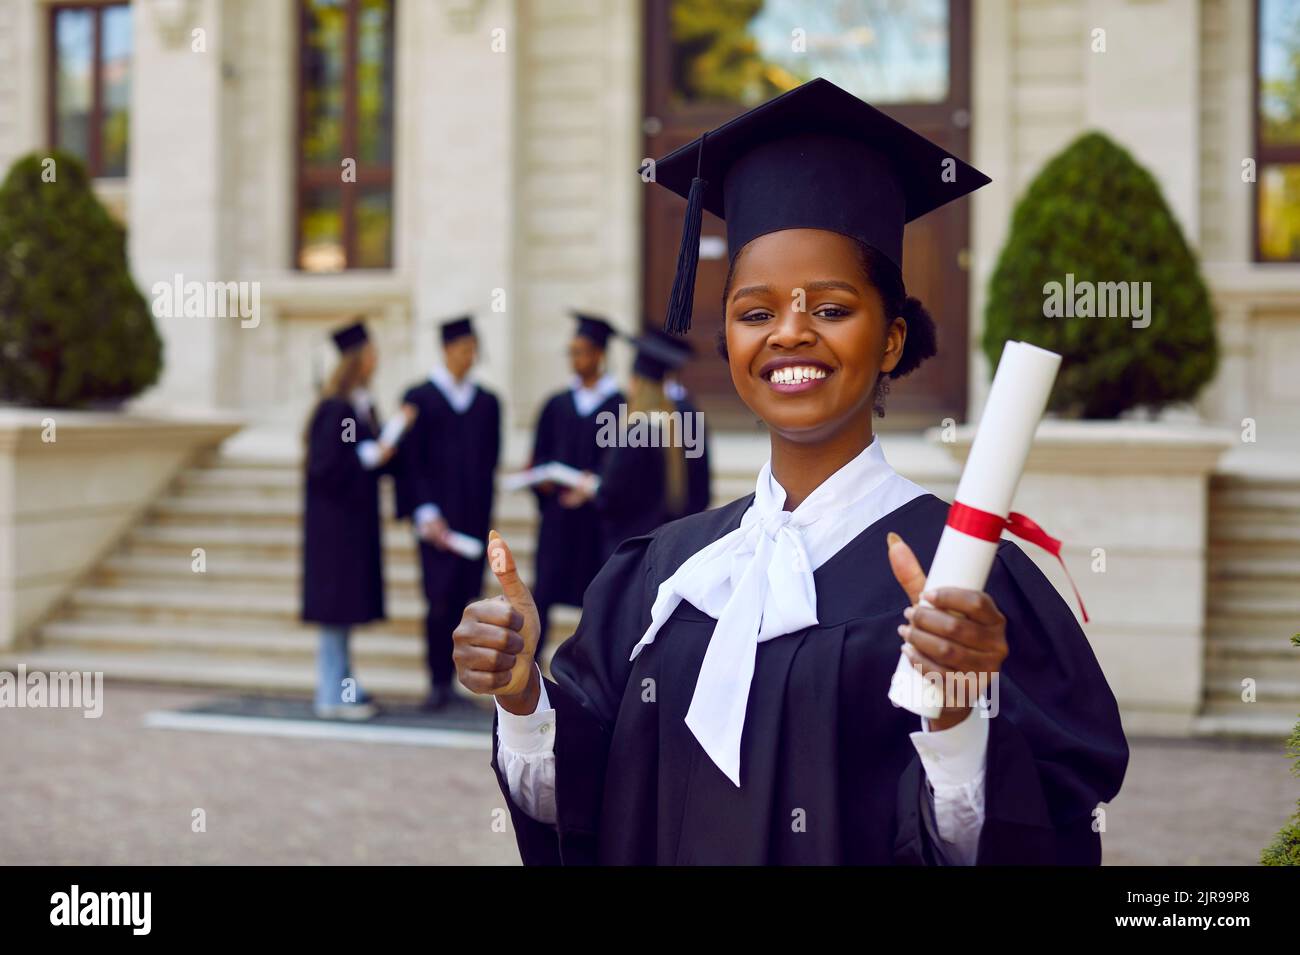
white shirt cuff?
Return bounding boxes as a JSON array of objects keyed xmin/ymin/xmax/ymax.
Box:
[
  {"xmin": 908, "ymin": 697, "xmax": 990, "ymax": 789},
  {"xmin": 378, "ymin": 415, "xmax": 408, "ymax": 447},
  {"xmin": 356, "ymin": 440, "xmax": 382, "ymax": 470},
  {"xmin": 413, "ymin": 503, "xmax": 441, "ymax": 527},
  {"xmin": 494, "ymin": 668, "xmax": 554, "ymax": 756}
]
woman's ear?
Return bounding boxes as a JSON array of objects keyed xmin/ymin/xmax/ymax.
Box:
[{"xmin": 880, "ymin": 315, "xmax": 907, "ymax": 375}]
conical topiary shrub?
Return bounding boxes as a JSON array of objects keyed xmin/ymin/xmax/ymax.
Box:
[
  {"xmin": 983, "ymin": 132, "xmax": 1218, "ymax": 419},
  {"xmin": 0, "ymin": 150, "xmax": 162, "ymax": 407}
]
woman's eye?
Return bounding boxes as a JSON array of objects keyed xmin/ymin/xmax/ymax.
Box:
[
  {"xmin": 814, "ymin": 304, "xmax": 852, "ymax": 319},
  {"xmin": 738, "ymin": 309, "xmax": 772, "ymax": 323}
]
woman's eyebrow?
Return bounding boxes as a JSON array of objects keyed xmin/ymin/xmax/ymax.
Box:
[
  {"xmin": 729, "ymin": 284, "xmax": 772, "ymax": 302},
  {"xmin": 803, "ymin": 280, "xmax": 860, "ymax": 295}
]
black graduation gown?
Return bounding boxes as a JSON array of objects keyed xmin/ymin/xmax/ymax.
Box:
[
  {"xmin": 492, "ymin": 492, "xmax": 1129, "ymax": 865},
  {"xmin": 393, "ymin": 381, "xmax": 501, "ymax": 609},
  {"xmin": 673, "ymin": 394, "xmax": 712, "ymax": 516},
  {"xmin": 593, "ymin": 441, "xmax": 670, "ymax": 561},
  {"xmin": 301, "ymin": 397, "xmax": 386, "ymax": 626},
  {"xmin": 530, "ymin": 388, "xmax": 623, "ymax": 607}
]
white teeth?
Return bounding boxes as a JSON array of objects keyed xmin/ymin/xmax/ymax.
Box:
[{"xmin": 770, "ymin": 366, "xmax": 827, "ymax": 384}]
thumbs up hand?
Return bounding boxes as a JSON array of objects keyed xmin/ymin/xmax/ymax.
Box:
[{"xmin": 453, "ymin": 530, "xmax": 541, "ymax": 714}]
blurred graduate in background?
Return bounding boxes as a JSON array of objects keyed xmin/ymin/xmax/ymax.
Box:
[
  {"xmin": 564, "ymin": 330, "xmax": 707, "ymax": 561},
  {"xmin": 301, "ymin": 320, "xmax": 416, "ymax": 721},
  {"xmin": 528, "ymin": 312, "xmax": 623, "ymax": 649},
  {"xmin": 394, "ymin": 316, "xmax": 500, "ymax": 710},
  {"xmin": 646, "ymin": 326, "xmax": 712, "ymax": 517}
]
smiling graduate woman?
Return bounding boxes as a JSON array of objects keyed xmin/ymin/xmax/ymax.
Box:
[{"xmin": 454, "ymin": 79, "xmax": 1128, "ymax": 865}]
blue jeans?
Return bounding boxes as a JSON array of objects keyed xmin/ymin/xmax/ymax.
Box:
[{"xmin": 316, "ymin": 625, "xmax": 367, "ymax": 708}]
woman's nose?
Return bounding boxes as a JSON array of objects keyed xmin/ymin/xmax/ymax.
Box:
[{"xmin": 768, "ymin": 305, "xmax": 816, "ymax": 346}]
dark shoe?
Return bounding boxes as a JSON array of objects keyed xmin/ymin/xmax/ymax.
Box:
[{"xmin": 420, "ymin": 684, "xmax": 451, "ymax": 712}]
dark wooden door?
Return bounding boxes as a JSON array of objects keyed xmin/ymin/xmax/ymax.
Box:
[{"xmin": 642, "ymin": 0, "xmax": 973, "ymax": 430}]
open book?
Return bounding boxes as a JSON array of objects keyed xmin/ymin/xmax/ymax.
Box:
[{"xmin": 500, "ymin": 461, "xmax": 600, "ymax": 494}]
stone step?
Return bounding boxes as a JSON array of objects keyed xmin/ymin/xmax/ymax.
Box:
[
  {"xmin": 1208, "ymin": 514, "xmax": 1300, "ymax": 545},
  {"xmin": 1205, "ymin": 617, "xmax": 1300, "ymax": 645},
  {"xmin": 124, "ymin": 522, "xmax": 539, "ymax": 565},
  {"xmin": 1204, "ymin": 633, "xmax": 1300, "ymax": 655},
  {"xmin": 1203, "ymin": 674, "xmax": 1300, "ymax": 708},
  {"xmin": 40, "ymin": 619, "xmax": 424, "ymax": 666},
  {"xmin": 1204, "ymin": 593, "xmax": 1300, "ymax": 619},
  {"xmin": 1207, "ymin": 579, "xmax": 1300, "ymax": 606},
  {"xmin": 1205, "ymin": 646, "xmax": 1300, "ymax": 683},
  {"xmin": 147, "ymin": 496, "xmax": 517, "ymax": 528},
  {"xmin": 1192, "ymin": 706, "xmax": 1297, "ymax": 739},
  {"xmin": 100, "ymin": 552, "xmax": 424, "ymax": 588},
  {"xmin": 0, "ymin": 648, "xmax": 434, "ymax": 701},
  {"xmin": 58, "ymin": 584, "xmax": 580, "ymax": 636},
  {"xmin": 1211, "ymin": 477, "xmax": 1300, "ymax": 511},
  {"xmin": 1206, "ymin": 554, "xmax": 1300, "ymax": 581}
]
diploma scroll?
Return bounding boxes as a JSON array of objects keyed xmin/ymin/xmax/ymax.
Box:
[
  {"xmin": 888, "ymin": 341, "xmax": 1063, "ymax": 718},
  {"xmin": 444, "ymin": 530, "xmax": 485, "ymax": 561}
]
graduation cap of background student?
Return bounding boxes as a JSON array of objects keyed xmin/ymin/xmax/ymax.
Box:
[
  {"xmin": 631, "ymin": 328, "xmax": 692, "ymax": 383},
  {"xmin": 331, "ymin": 319, "xmax": 369, "ymax": 352},
  {"xmin": 569, "ymin": 311, "xmax": 617, "ymax": 350},
  {"xmin": 440, "ymin": 314, "xmax": 476, "ymax": 345},
  {"xmin": 646, "ymin": 77, "xmax": 992, "ymax": 335}
]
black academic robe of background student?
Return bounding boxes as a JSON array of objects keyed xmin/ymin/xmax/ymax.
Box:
[
  {"xmin": 301, "ymin": 397, "xmax": 386, "ymax": 626},
  {"xmin": 593, "ymin": 441, "xmax": 674, "ymax": 562},
  {"xmin": 492, "ymin": 492, "xmax": 1129, "ymax": 865},
  {"xmin": 530, "ymin": 388, "xmax": 623, "ymax": 611},
  {"xmin": 673, "ymin": 394, "xmax": 711, "ymax": 516},
  {"xmin": 394, "ymin": 381, "xmax": 500, "ymax": 688}
]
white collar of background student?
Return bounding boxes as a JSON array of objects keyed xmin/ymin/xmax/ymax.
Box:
[
  {"xmin": 428, "ymin": 364, "xmax": 478, "ymax": 414},
  {"xmin": 570, "ymin": 373, "xmax": 618, "ymax": 417}
]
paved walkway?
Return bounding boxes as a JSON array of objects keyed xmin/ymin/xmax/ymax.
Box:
[{"xmin": 0, "ymin": 684, "xmax": 1293, "ymax": 865}]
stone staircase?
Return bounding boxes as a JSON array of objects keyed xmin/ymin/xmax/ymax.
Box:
[
  {"xmin": 1198, "ymin": 472, "xmax": 1300, "ymax": 737},
  {"xmin": 7, "ymin": 448, "xmax": 574, "ymax": 701}
]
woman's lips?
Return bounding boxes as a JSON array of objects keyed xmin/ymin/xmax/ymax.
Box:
[{"xmin": 760, "ymin": 362, "xmax": 834, "ymax": 394}]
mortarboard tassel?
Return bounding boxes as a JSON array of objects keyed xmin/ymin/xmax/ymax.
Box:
[{"xmin": 664, "ymin": 133, "xmax": 708, "ymax": 336}]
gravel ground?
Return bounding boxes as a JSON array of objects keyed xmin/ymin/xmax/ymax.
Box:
[{"xmin": 0, "ymin": 683, "xmax": 1293, "ymax": 865}]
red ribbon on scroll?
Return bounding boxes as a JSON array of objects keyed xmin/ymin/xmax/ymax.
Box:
[{"xmin": 945, "ymin": 500, "xmax": 1090, "ymax": 623}]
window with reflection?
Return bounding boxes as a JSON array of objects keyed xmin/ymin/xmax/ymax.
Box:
[
  {"xmin": 49, "ymin": 3, "xmax": 132, "ymax": 178},
  {"xmin": 1258, "ymin": 0, "xmax": 1300, "ymax": 261},
  {"xmin": 297, "ymin": 0, "xmax": 395, "ymax": 272},
  {"xmin": 670, "ymin": 0, "xmax": 948, "ymax": 108}
]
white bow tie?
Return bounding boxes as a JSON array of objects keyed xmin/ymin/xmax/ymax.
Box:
[{"xmin": 629, "ymin": 441, "xmax": 899, "ymax": 786}]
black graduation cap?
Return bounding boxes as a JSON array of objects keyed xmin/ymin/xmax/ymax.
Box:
[
  {"xmin": 331, "ymin": 319, "xmax": 369, "ymax": 353},
  {"xmin": 440, "ymin": 315, "xmax": 475, "ymax": 345},
  {"xmin": 646, "ymin": 77, "xmax": 992, "ymax": 334},
  {"xmin": 569, "ymin": 310, "xmax": 616, "ymax": 349},
  {"xmin": 632, "ymin": 328, "xmax": 691, "ymax": 383}
]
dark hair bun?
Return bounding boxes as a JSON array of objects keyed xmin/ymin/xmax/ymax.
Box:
[{"xmin": 889, "ymin": 295, "xmax": 937, "ymax": 379}]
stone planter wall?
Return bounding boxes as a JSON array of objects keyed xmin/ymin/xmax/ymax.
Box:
[{"xmin": 0, "ymin": 409, "xmax": 243, "ymax": 650}]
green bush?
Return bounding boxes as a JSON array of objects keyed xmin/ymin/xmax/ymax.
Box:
[
  {"xmin": 983, "ymin": 132, "xmax": 1218, "ymax": 419},
  {"xmin": 0, "ymin": 150, "xmax": 162, "ymax": 407},
  {"xmin": 1261, "ymin": 634, "xmax": 1300, "ymax": 866}
]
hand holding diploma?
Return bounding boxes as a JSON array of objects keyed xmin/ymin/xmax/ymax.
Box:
[
  {"xmin": 375, "ymin": 402, "xmax": 419, "ymax": 466},
  {"xmin": 453, "ymin": 530, "xmax": 541, "ymax": 714},
  {"xmin": 887, "ymin": 341, "xmax": 1083, "ymax": 718},
  {"xmin": 886, "ymin": 530, "xmax": 1008, "ymax": 730}
]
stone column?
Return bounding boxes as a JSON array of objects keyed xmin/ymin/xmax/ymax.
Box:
[{"xmin": 127, "ymin": 0, "xmax": 232, "ymax": 411}]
